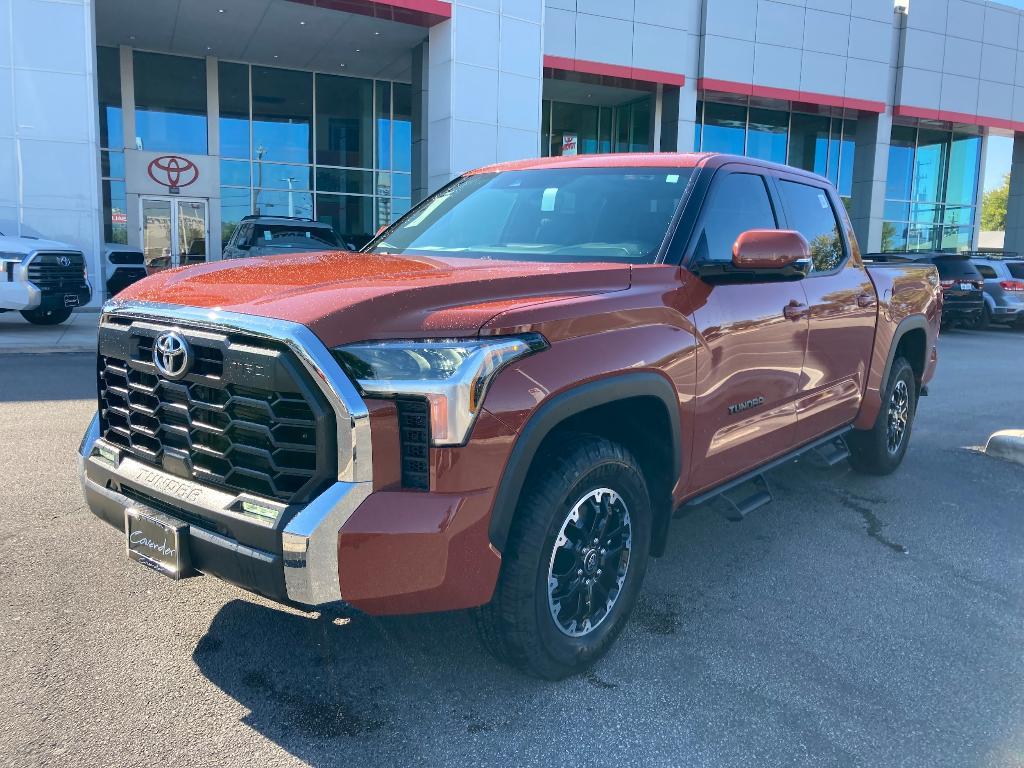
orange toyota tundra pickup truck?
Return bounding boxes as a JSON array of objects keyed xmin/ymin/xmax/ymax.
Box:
[{"xmin": 80, "ymin": 153, "xmax": 941, "ymax": 678}]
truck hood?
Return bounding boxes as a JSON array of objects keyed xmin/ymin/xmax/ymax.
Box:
[
  {"xmin": 116, "ymin": 250, "xmax": 631, "ymax": 346},
  {"xmin": 0, "ymin": 234, "xmax": 81, "ymax": 253}
]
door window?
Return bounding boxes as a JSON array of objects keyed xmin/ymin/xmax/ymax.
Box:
[
  {"xmin": 975, "ymin": 264, "xmax": 997, "ymax": 279},
  {"xmin": 778, "ymin": 180, "xmax": 845, "ymax": 273},
  {"xmin": 694, "ymin": 173, "xmax": 776, "ymax": 263}
]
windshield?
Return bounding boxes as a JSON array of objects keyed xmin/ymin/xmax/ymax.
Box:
[
  {"xmin": 242, "ymin": 224, "xmax": 341, "ymax": 250},
  {"xmin": 369, "ymin": 167, "xmax": 694, "ymax": 263}
]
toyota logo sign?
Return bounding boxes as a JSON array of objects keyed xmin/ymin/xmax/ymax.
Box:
[
  {"xmin": 152, "ymin": 331, "xmax": 193, "ymax": 380},
  {"xmin": 57, "ymin": 255, "xmax": 72, "ymax": 267},
  {"xmin": 147, "ymin": 155, "xmax": 199, "ymax": 192}
]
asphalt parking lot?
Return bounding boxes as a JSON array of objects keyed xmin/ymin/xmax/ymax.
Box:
[{"xmin": 0, "ymin": 327, "xmax": 1022, "ymax": 768}]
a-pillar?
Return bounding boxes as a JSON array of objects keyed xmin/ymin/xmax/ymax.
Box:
[{"xmin": 424, "ymin": 1, "xmax": 544, "ymax": 194}]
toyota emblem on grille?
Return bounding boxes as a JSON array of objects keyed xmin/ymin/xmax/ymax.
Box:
[
  {"xmin": 153, "ymin": 331, "xmax": 192, "ymax": 380},
  {"xmin": 57, "ymin": 255, "xmax": 72, "ymax": 267}
]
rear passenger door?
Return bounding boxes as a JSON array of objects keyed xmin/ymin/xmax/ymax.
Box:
[
  {"xmin": 685, "ymin": 168, "xmax": 810, "ymax": 493},
  {"xmin": 775, "ymin": 175, "xmax": 876, "ymax": 443}
]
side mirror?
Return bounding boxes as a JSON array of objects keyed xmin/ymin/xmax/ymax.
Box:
[{"xmin": 733, "ymin": 230, "xmax": 811, "ymax": 278}]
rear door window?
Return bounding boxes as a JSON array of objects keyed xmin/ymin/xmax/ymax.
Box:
[
  {"xmin": 975, "ymin": 263, "xmax": 998, "ymax": 279},
  {"xmin": 933, "ymin": 257, "xmax": 981, "ymax": 279},
  {"xmin": 778, "ymin": 180, "xmax": 845, "ymax": 273},
  {"xmin": 1008, "ymin": 262, "xmax": 1024, "ymax": 279},
  {"xmin": 694, "ymin": 173, "xmax": 777, "ymax": 263}
]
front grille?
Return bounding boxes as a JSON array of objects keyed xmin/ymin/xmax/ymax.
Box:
[
  {"xmin": 397, "ymin": 397, "xmax": 430, "ymax": 490},
  {"xmin": 97, "ymin": 319, "xmax": 337, "ymax": 505},
  {"xmin": 28, "ymin": 252, "xmax": 87, "ymax": 293}
]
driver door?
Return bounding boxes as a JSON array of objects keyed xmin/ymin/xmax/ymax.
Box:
[{"xmin": 684, "ymin": 168, "xmax": 810, "ymax": 494}]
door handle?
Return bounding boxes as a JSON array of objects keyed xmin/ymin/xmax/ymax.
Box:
[
  {"xmin": 783, "ymin": 301, "xmax": 808, "ymax": 320},
  {"xmin": 856, "ymin": 293, "xmax": 875, "ymax": 308}
]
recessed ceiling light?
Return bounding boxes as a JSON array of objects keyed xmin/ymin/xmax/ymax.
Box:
[
  {"xmin": 217, "ymin": 8, "xmax": 225, "ymax": 12},
  {"xmin": 374, "ymin": 31, "xmax": 380, "ymax": 35},
  {"xmin": 129, "ymin": 34, "xmax": 135, "ymax": 40},
  {"xmin": 339, "ymin": 63, "xmax": 346, "ymax": 68},
  {"xmin": 300, "ymin": 20, "xmax": 306, "ymax": 25},
  {"xmin": 273, "ymin": 54, "xmax": 279, "ymax": 58},
  {"xmin": 355, "ymin": 48, "xmax": 361, "ymax": 52},
  {"xmin": 206, "ymin": 46, "xmax": 212, "ymax": 50}
]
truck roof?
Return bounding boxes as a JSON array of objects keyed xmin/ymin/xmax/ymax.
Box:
[{"xmin": 467, "ymin": 152, "xmax": 830, "ymax": 185}]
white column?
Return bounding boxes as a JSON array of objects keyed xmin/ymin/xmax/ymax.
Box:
[
  {"xmin": 850, "ymin": 111, "xmax": 892, "ymax": 254},
  {"xmin": 426, "ymin": 0, "xmax": 544, "ymax": 193},
  {"xmin": 677, "ymin": 78, "xmax": 698, "ymax": 153}
]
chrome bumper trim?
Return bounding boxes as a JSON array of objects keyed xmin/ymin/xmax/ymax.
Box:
[{"xmin": 81, "ymin": 300, "xmax": 377, "ymax": 606}]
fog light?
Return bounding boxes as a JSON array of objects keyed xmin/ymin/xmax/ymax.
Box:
[{"xmin": 241, "ymin": 500, "xmax": 279, "ymax": 522}]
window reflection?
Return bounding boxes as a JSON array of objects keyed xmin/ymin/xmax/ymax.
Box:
[
  {"xmin": 316, "ymin": 73, "xmax": 372, "ymax": 168},
  {"xmin": 134, "ymin": 52, "xmax": 207, "ymax": 154},
  {"xmin": 253, "ymin": 66, "xmax": 312, "ymax": 165},
  {"xmin": 219, "ymin": 62, "xmax": 249, "ymax": 160},
  {"xmin": 98, "ymin": 46, "xmax": 122, "ymax": 149},
  {"xmin": 747, "ymin": 107, "xmax": 788, "ymax": 164}
]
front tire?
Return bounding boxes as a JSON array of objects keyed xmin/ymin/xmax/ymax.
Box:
[
  {"xmin": 847, "ymin": 357, "xmax": 917, "ymax": 475},
  {"xmin": 20, "ymin": 306, "xmax": 72, "ymax": 325},
  {"xmin": 475, "ymin": 434, "xmax": 651, "ymax": 679}
]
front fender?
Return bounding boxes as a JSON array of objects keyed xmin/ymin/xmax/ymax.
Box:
[{"xmin": 486, "ymin": 371, "xmax": 682, "ymax": 554}]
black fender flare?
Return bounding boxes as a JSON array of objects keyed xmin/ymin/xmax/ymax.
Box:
[
  {"xmin": 881, "ymin": 314, "xmax": 928, "ymax": 394},
  {"xmin": 488, "ymin": 371, "xmax": 682, "ymax": 554}
]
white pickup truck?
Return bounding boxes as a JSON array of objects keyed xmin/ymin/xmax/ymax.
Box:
[{"xmin": 0, "ymin": 232, "xmax": 91, "ymax": 325}]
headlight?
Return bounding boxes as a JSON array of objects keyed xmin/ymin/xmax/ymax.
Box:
[{"xmin": 334, "ymin": 334, "xmax": 548, "ymax": 446}]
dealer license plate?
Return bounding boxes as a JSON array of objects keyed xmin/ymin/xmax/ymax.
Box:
[{"xmin": 125, "ymin": 507, "xmax": 191, "ymax": 579}]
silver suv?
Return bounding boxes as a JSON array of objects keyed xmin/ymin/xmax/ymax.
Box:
[{"xmin": 971, "ymin": 255, "xmax": 1024, "ymax": 328}]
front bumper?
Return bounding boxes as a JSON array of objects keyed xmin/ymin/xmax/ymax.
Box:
[{"xmin": 80, "ymin": 413, "xmax": 371, "ymax": 607}]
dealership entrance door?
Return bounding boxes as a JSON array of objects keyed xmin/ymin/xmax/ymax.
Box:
[{"xmin": 140, "ymin": 197, "xmax": 209, "ymax": 271}]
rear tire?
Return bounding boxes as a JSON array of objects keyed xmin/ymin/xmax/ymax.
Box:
[
  {"xmin": 847, "ymin": 357, "xmax": 917, "ymax": 476},
  {"xmin": 20, "ymin": 306, "xmax": 72, "ymax": 325},
  {"xmin": 474, "ymin": 434, "xmax": 651, "ymax": 679}
]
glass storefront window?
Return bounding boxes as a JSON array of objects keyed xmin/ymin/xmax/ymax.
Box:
[
  {"xmin": 552, "ymin": 102, "xmax": 599, "ymax": 156},
  {"xmin": 316, "ymin": 194, "xmax": 373, "ymax": 249},
  {"xmin": 626, "ymin": 98, "xmax": 652, "ymax": 153},
  {"xmin": 253, "ymin": 163, "xmax": 313, "ymax": 191},
  {"xmin": 220, "ymin": 186, "xmax": 251, "ymax": 247},
  {"xmin": 220, "ymin": 160, "xmax": 250, "ymax": 187},
  {"xmin": 700, "ymin": 101, "xmax": 746, "ymax": 155},
  {"xmin": 254, "ymin": 188, "xmax": 313, "ymax": 219},
  {"xmin": 887, "ymin": 125, "xmax": 916, "ymax": 201},
  {"xmin": 393, "ymin": 84, "xmax": 413, "ymax": 173},
  {"xmin": 219, "ymin": 62, "xmax": 250, "ymax": 160},
  {"xmin": 316, "ymin": 167, "xmax": 374, "ymax": 195},
  {"xmin": 316, "ymin": 73, "xmax": 372, "ymax": 168},
  {"xmin": 746, "ymin": 107, "xmax": 788, "ymax": 164},
  {"xmin": 947, "ymin": 132, "xmax": 981, "ymax": 206},
  {"xmin": 377, "ymin": 81, "xmax": 392, "ymax": 170},
  {"xmin": 134, "ymin": 52, "xmax": 207, "ymax": 154},
  {"xmin": 788, "ymin": 113, "xmax": 831, "ymax": 177},
  {"xmin": 914, "ymin": 128, "xmax": 950, "ymax": 204},
  {"xmin": 102, "ymin": 180, "xmax": 127, "ymax": 244},
  {"xmin": 97, "ymin": 46, "xmax": 122, "ymax": 150},
  {"xmin": 837, "ymin": 119, "xmax": 856, "ymax": 198},
  {"xmin": 882, "ymin": 124, "xmax": 982, "ymax": 252},
  {"xmin": 101, "ymin": 150, "xmax": 125, "ymax": 179},
  {"xmin": 253, "ymin": 66, "xmax": 312, "ymax": 165}
]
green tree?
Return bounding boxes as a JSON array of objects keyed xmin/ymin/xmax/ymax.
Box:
[{"xmin": 981, "ymin": 172, "xmax": 1009, "ymax": 231}]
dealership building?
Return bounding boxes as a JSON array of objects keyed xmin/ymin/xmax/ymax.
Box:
[{"xmin": 4, "ymin": 0, "xmax": 1024, "ymax": 305}]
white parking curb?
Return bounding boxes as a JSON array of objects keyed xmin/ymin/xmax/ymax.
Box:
[{"xmin": 984, "ymin": 430, "xmax": 1024, "ymax": 467}]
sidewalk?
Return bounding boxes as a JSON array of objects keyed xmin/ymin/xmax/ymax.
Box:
[{"xmin": 0, "ymin": 310, "xmax": 99, "ymax": 354}]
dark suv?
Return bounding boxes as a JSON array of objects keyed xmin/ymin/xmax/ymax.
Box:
[
  {"xmin": 866, "ymin": 252, "xmax": 984, "ymax": 328},
  {"xmin": 223, "ymin": 215, "xmax": 344, "ymax": 259}
]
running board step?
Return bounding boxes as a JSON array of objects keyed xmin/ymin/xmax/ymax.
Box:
[
  {"xmin": 812, "ymin": 436, "xmax": 851, "ymax": 467},
  {"xmin": 718, "ymin": 474, "xmax": 773, "ymax": 522}
]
